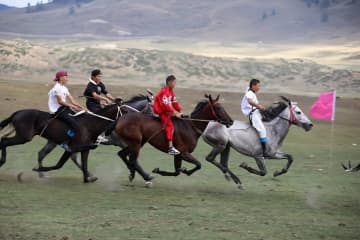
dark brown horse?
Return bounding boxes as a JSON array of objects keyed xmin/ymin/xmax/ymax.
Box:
[
  {"xmin": 114, "ymin": 94, "xmax": 233, "ymax": 186},
  {"xmin": 35, "ymin": 94, "xmax": 153, "ymax": 178},
  {"xmin": 0, "ymin": 99, "xmax": 123, "ymax": 182}
]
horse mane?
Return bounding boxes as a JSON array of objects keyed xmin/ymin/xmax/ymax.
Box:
[
  {"xmin": 125, "ymin": 94, "xmax": 147, "ymax": 104},
  {"xmin": 190, "ymin": 100, "xmax": 208, "ymax": 117},
  {"xmin": 262, "ymin": 101, "xmax": 288, "ymax": 122}
]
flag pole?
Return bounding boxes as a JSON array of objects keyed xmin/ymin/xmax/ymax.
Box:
[{"xmin": 330, "ymin": 90, "xmax": 336, "ymax": 171}]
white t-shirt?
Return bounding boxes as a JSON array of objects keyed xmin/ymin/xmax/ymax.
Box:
[
  {"xmin": 48, "ymin": 82, "xmax": 70, "ymax": 113},
  {"xmin": 241, "ymin": 90, "xmax": 258, "ymax": 116}
]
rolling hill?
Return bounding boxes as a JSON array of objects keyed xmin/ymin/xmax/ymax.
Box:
[{"xmin": 0, "ymin": 0, "xmax": 359, "ymax": 43}]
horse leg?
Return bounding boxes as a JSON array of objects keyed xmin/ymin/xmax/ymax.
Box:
[
  {"xmin": 68, "ymin": 152, "xmax": 94, "ymax": 178},
  {"xmin": 219, "ymin": 145, "xmax": 243, "ymax": 188},
  {"xmin": 127, "ymin": 146, "xmax": 154, "ymax": 183},
  {"xmin": 179, "ymin": 152, "xmax": 201, "ymax": 176},
  {"xmin": 33, "ymin": 151, "xmax": 72, "ymax": 172},
  {"xmin": 240, "ymin": 156, "xmax": 267, "ymax": 176},
  {"xmin": 37, "ymin": 140, "xmax": 57, "ymax": 178},
  {"xmin": 271, "ymin": 152, "xmax": 293, "ymax": 177},
  {"xmin": 152, "ymin": 155, "xmax": 182, "ymax": 176},
  {"xmin": 118, "ymin": 147, "xmax": 136, "ymax": 182},
  {"xmin": 0, "ymin": 136, "xmax": 31, "ymax": 168},
  {"xmin": 80, "ymin": 150, "xmax": 97, "ymax": 183}
]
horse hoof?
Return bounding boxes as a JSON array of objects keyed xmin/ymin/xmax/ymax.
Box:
[
  {"xmin": 224, "ymin": 172, "xmax": 231, "ymax": 181},
  {"xmin": 32, "ymin": 168, "xmax": 39, "ymax": 172},
  {"xmin": 239, "ymin": 162, "xmax": 247, "ymax": 168},
  {"xmin": 38, "ymin": 172, "xmax": 45, "ymax": 178},
  {"xmin": 128, "ymin": 174, "xmax": 135, "ymax": 182},
  {"xmin": 147, "ymin": 175, "xmax": 155, "ymax": 181},
  {"xmin": 152, "ymin": 168, "xmax": 160, "ymax": 174},
  {"xmin": 145, "ymin": 181, "xmax": 153, "ymax": 188},
  {"xmin": 237, "ymin": 183, "xmax": 245, "ymax": 190},
  {"xmin": 87, "ymin": 176, "xmax": 98, "ymax": 182},
  {"xmin": 17, "ymin": 172, "xmax": 24, "ymax": 183}
]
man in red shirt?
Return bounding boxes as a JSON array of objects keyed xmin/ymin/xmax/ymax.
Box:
[{"xmin": 153, "ymin": 75, "xmax": 184, "ymax": 155}]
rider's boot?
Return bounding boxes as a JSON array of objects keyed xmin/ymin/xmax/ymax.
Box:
[{"xmin": 261, "ymin": 142, "xmax": 272, "ymax": 158}]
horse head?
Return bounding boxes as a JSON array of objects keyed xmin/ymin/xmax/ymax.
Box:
[
  {"xmin": 204, "ymin": 94, "xmax": 233, "ymax": 127},
  {"xmin": 280, "ymin": 96, "xmax": 313, "ymax": 131}
]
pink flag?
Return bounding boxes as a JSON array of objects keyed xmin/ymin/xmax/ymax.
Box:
[{"xmin": 309, "ymin": 91, "xmax": 336, "ymax": 121}]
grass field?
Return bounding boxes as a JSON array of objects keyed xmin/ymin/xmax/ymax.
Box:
[{"xmin": 0, "ymin": 80, "xmax": 359, "ymax": 240}]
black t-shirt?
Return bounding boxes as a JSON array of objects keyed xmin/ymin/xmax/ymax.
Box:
[{"xmin": 83, "ymin": 81, "xmax": 108, "ymax": 110}]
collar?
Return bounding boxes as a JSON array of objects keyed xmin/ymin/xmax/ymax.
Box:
[{"xmin": 89, "ymin": 78, "xmax": 98, "ymax": 85}]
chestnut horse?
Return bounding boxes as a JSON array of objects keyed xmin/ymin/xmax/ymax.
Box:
[{"xmin": 114, "ymin": 94, "xmax": 233, "ymax": 186}]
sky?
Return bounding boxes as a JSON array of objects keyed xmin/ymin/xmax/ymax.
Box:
[{"xmin": 0, "ymin": 0, "xmax": 48, "ymax": 8}]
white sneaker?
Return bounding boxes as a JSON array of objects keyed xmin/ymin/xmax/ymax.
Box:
[
  {"xmin": 168, "ymin": 147, "xmax": 180, "ymax": 155},
  {"xmin": 96, "ymin": 134, "xmax": 109, "ymax": 144}
]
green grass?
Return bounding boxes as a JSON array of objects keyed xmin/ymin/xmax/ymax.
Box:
[
  {"xmin": 0, "ymin": 127, "xmax": 359, "ymax": 240},
  {"xmin": 0, "ymin": 80, "xmax": 359, "ymax": 240}
]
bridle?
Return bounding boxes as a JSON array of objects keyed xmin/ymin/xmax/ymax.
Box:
[{"xmin": 279, "ymin": 104, "xmax": 298, "ymax": 124}]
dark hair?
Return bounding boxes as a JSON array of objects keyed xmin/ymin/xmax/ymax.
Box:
[
  {"xmin": 91, "ymin": 69, "xmax": 102, "ymax": 77},
  {"xmin": 166, "ymin": 75, "xmax": 176, "ymax": 84},
  {"xmin": 249, "ymin": 78, "xmax": 260, "ymax": 89}
]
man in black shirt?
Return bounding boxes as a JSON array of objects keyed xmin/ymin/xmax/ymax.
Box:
[{"xmin": 83, "ymin": 69, "xmax": 115, "ymax": 112}]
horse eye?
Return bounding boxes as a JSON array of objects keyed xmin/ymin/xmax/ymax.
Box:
[{"xmin": 296, "ymin": 111, "xmax": 301, "ymax": 114}]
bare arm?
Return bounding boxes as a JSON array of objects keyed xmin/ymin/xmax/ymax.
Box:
[
  {"xmin": 248, "ymin": 98, "xmax": 265, "ymax": 111},
  {"xmin": 91, "ymin": 92, "xmax": 113, "ymax": 104},
  {"xmin": 64, "ymin": 94, "xmax": 85, "ymax": 111}
]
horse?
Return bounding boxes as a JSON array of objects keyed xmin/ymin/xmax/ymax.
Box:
[
  {"xmin": 202, "ymin": 96, "xmax": 313, "ymax": 189},
  {"xmin": 0, "ymin": 99, "xmax": 123, "ymax": 182},
  {"xmin": 35, "ymin": 94, "xmax": 153, "ymax": 178},
  {"xmin": 114, "ymin": 94, "xmax": 233, "ymax": 187}
]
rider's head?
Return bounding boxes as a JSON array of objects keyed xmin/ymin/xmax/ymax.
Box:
[
  {"xmin": 91, "ymin": 69, "xmax": 102, "ymax": 82},
  {"xmin": 166, "ymin": 75, "xmax": 177, "ymax": 89},
  {"xmin": 54, "ymin": 70, "xmax": 68, "ymax": 83},
  {"xmin": 249, "ymin": 78, "xmax": 261, "ymax": 93}
]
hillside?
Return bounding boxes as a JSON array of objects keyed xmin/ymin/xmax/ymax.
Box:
[
  {"xmin": 1, "ymin": 39, "xmax": 359, "ymax": 96},
  {"xmin": 0, "ymin": 0, "xmax": 359, "ymax": 43}
]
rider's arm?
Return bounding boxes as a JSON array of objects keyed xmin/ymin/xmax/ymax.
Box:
[
  {"xmin": 66, "ymin": 94, "xmax": 85, "ymax": 111},
  {"xmin": 248, "ymin": 98, "xmax": 265, "ymax": 111},
  {"xmin": 91, "ymin": 91, "xmax": 112, "ymax": 104},
  {"xmin": 105, "ymin": 93, "xmax": 115, "ymax": 101}
]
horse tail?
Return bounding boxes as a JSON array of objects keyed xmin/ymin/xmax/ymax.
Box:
[
  {"xmin": 0, "ymin": 112, "xmax": 17, "ymax": 138},
  {"xmin": 0, "ymin": 112, "xmax": 16, "ymax": 129}
]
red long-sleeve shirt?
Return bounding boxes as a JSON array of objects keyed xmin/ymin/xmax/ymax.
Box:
[{"xmin": 153, "ymin": 87, "xmax": 182, "ymax": 114}]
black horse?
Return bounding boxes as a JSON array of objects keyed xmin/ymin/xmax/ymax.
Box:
[
  {"xmin": 0, "ymin": 99, "xmax": 123, "ymax": 182},
  {"xmin": 35, "ymin": 94, "xmax": 153, "ymax": 178}
]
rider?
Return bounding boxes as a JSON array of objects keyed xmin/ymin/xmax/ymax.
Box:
[
  {"xmin": 48, "ymin": 70, "xmax": 95, "ymax": 152},
  {"xmin": 153, "ymin": 75, "xmax": 184, "ymax": 155},
  {"xmin": 83, "ymin": 69, "xmax": 115, "ymax": 113},
  {"xmin": 241, "ymin": 78, "xmax": 271, "ymax": 158}
]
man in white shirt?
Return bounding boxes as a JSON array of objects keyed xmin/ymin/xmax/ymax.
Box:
[
  {"xmin": 241, "ymin": 79, "xmax": 270, "ymax": 157},
  {"xmin": 48, "ymin": 70, "xmax": 95, "ymax": 152}
]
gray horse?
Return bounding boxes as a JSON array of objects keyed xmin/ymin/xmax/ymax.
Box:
[{"xmin": 202, "ymin": 96, "xmax": 313, "ymax": 188}]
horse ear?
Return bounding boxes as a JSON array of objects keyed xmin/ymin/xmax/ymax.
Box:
[
  {"xmin": 215, "ymin": 94, "xmax": 220, "ymax": 102},
  {"xmin": 280, "ymin": 96, "xmax": 291, "ymax": 105},
  {"xmin": 146, "ymin": 88, "xmax": 153, "ymax": 96},
  {"xmin": 204, "ymin": 93, "xmax": 209, "ymax": 99},
  {"xmin": 115, "ymin": 98, "xmax": 123, "ymax": 105}
]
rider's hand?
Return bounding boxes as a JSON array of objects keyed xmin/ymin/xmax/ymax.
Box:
[
  {"xmin": 175, "ymin": 112, "xmax": 183, "ymax": 118},
  {"xmin": 258, "ymin": 105, "xmax": 266, "ymax": 111}
]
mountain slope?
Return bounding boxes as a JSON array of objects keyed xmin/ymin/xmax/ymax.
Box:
[{"xmin": 0, "ymin": 0, "xmax": 359, "ymax": 43}]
